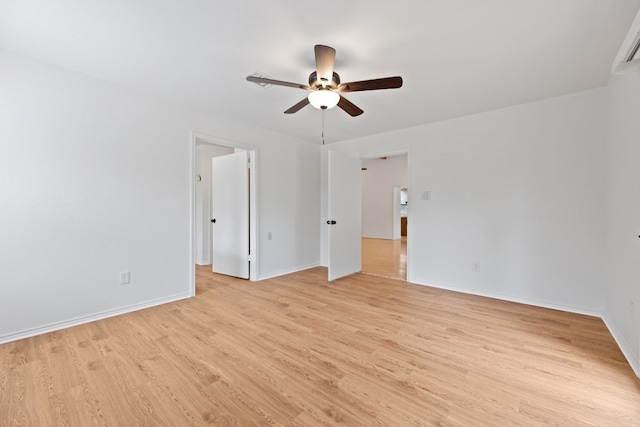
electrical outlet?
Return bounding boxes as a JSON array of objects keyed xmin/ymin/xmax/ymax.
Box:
[
  {"xmin": 120, "ymin": 272, "xmax": 131, "ymax": 285},
  {"xmin": 473, "ymin": 262, "xmax": 480, "ymax": 272},
  {"xmin": 267, "ymin": 232, "xmax": 272, "ymax": 240},
  {"xmin": 630, "ymin": 301, "xmax": 635, "ymax": 314}
]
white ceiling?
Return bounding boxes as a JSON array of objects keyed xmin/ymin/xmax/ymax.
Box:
[{"xmin": 2, "ymin": 0, "xmax": 639, "ymax": 144}]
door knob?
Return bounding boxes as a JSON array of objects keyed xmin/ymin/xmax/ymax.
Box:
[
  {"xmin": 326, "ymin": 220, "xmax": 336, "ymax": 225},
  {"xmin": 211, "ymin": 219, "xmax": 216, "ymax": 223}
]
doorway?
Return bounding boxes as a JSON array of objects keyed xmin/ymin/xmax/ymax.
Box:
[
  {"xmin": 195, "ymin": 143, "xmax": 234, "ymax": 266},
  {"xmin": 190, "ymin": 132, "xmax": 258, "ymax": 294},
  {"xmin": 360, "ymin": 153, "xmax": 408, "ymax": 280}
]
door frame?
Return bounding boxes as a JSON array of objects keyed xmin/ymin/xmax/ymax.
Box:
[
  {"xmin": 190, "ymin": 131, "xmax": 258, "ymax": 294},
  {"xmin": 392, "ymin": 186, "xmax": 403, "ymax": 240}
]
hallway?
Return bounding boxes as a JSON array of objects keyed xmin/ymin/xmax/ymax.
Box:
[{"xmin": 361, "ymin": 236, "xmax": 407, "ymax": 280}]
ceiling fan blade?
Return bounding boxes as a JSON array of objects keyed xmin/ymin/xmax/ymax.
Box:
[
  {"xmin": 246, "ymin": 76, "xmax": 309, "ymax": 90},
  {"xmin": 314, "ymin": 45, "xmax": 336, "ymax": 84},
  {"xmin": 284, "ymin": 97, "xmax": 310, "ymax": 114},
  {"xmin": 338, "ymin": 76, "xmax": 403, "ymax": 92},
  {"xmin": 337, "ymin": 95, "xmax": 364, "ymax": 117}
]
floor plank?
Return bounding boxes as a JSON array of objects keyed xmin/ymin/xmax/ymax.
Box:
[
  {"xmin": 1, "ymin": 266, "xmax": 639, "ymax": 426},
  {"xmin": 362, "ymin": 237, "xmax": 406, "ymax": 280}
]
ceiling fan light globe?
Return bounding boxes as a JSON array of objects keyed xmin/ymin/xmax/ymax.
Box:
[{"xmin": 308, "ymin": 90, "xmax": 339, "ymax": 110}]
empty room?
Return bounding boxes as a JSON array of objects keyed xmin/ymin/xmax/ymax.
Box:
[{"xmin": 1, "ymin": 1, "xmax": 640, "ymax": 425}]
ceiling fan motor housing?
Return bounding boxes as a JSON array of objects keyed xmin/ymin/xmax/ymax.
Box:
[{"xmin": 309, "ymin": 71, "xmax": 340, "ymax": 89}]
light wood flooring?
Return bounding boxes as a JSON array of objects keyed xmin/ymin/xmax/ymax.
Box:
[
  {"xmin": 361, "ymin": 237, "xmax": 407, "ymax": 280},
  {"xmin": 1, "ymin": 266, "xmax": 639, "ymax": 426}
]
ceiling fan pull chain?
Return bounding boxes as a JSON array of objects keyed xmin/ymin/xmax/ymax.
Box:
[{"xmin": 322, "ymin": 109, "xmax": 325, "ymax": 145}]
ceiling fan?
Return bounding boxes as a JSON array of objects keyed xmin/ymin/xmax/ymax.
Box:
[{"xmin": 246, "ymin": 45, "xmax": 403, "ymax": 117}]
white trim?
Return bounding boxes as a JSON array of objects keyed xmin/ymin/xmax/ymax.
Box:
[
  {"xmin": 248, "ymin": 149, "xmax": 258, "ymax": 281},
  {"xmin": 0, "ymin": 293, "xmax": 191, "ymax": 345},
  {"xmin": 406, "ymin": 150, "xmax": 412, "ymax": 284},
  {"xmin": 602, "ymin": 313, "xmax": 640, "ymax": 378},
  {"xmin": 258, "ymin": 263, "xmax": 320, "ymax": 281},
  {"xmin": 399, "ymin": 276, "xmax": 640, "ymax": 378},
  {"xmin": 189, "ymin": 132, "xmax": 197, "ymax": 295},
  {"xmin": 408, "ymin": 277, "xmax": 602, "ymax": 317}
]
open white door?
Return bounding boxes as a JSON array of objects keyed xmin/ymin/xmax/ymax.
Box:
[
  {"xmin": 328, "ymin": 150, "xmax": 362, "ymax": 281},
  {"xmin": 211, "ymin": 151, "xmax": 249, "ymax": 279}
]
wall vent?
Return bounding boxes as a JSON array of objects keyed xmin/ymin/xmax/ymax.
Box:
[{"xmin": 626, "ymin": 38, "xmax": 640, "ymax": 62}]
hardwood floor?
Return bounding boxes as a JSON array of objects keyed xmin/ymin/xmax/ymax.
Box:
[
  {"xmin": 1, "ymin": 266, "xmax": 639, "ymax": 426},
  {"xmin": 361, "ymin": 237, "xmax": 407, "ymax": 280}
]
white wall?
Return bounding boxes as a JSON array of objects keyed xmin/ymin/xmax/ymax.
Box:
[
  {"xmin": 0, "ymin": 50, "xmax": 320, "ymax": 343},
  {"xmin": 326, "ymin": 88, "xmax": 607, "ymax": 315},
  {"xmin": 194, "ymin": 143, "xmax": 234, "ymax": 265},
  {"xmin": 256, "ymin": 135, "xmax": 321, "ymax": 279},
  {"xmin": 603, "ymin": 71, "xmax": 640, "ymax": 375},
  {"xmin": 361, "ymin": 155, "xmax": 408, "ymax": 239}
]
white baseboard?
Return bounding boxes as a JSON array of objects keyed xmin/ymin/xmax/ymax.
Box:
[
  {"xmin": 406, "ymin": 277, "xmax": 639, "ymax": 378},
  {"xmin": 258, "ymin": 263, "xmax": 321, "ymax": 281},
  {"xmin": 602, "ymin": 313, "xmax": 640, "ymax": 378},
  {"xmin": 407, "ymin": 277, "xmax": 602, "ymax": 317},
  {"xmin": 0, "ymin": 262, "xmax": 322, "ymax": 344},
  {"xmin": 4, "ymin": 274, "xmax": 637, "ymax": 380},
  {"xmin": 0, "ymin": 292, "xmax": 192, "ymax": 345}
]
